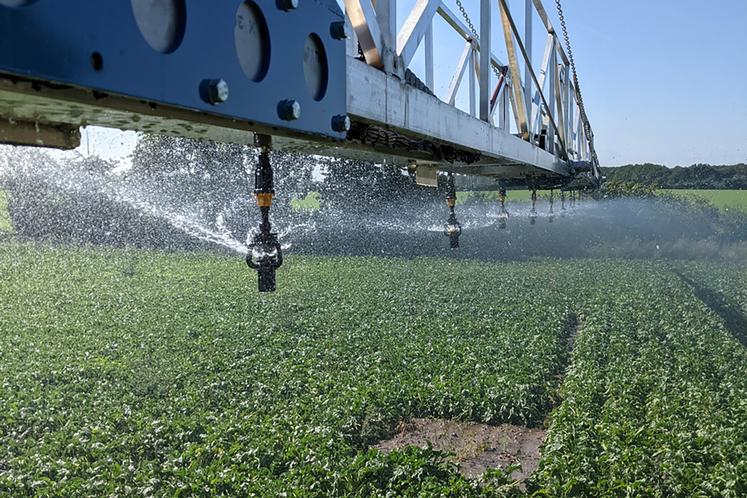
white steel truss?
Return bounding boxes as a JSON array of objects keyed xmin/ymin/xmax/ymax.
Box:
[{"xmin": 343, "ymin": 0, "xmax": 600, "ymax": 183}]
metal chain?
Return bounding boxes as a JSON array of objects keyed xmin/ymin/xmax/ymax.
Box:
[
  {"xmin": 555, "ymin": 0, "xmax": 600, "ymax": 170},
  {"xmin": 454, "ymin": 0, "xmax": 501, "ymax": 79},
  {"xmin": 455, "ymin": 0, "xmax": 478, "ymax": 39}
]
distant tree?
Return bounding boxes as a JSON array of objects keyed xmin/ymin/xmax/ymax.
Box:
[{"xmin": 602, "ymin": 163, "xmax": 747, "ymax": 189}]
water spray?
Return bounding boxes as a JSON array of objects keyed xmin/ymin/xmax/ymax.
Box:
[
  {"xmin": 246, "ymin": 134, "xmax": 282, "ymax": 292},
  {"xmin": 561, "ymin": 190, "xmax": 566, "ymax": 211},
  {"xmin": 529, "ymin": 189, "xmax": 538, "ymax": 225},
  {"xmin": 498, "ymin": 186, "xmax": 509, "ymax": 229},
  {"xmin": 548, "ymin": 190, "xmax": 554, "ymax": 223},
  {"xmin": 443, "ymin": 173, "xmax": 462, "ymax": 248}
]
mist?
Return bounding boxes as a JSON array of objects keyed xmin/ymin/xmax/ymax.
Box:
[{"xmin": 1, "ymin": 146, "xmax": 745, "ymax": 264}]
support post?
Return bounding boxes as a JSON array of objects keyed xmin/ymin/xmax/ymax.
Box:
[
  {"xmin": 425, "ymin": 23, "xmax": 434, "ymax": 90},
  {"xmin": 479, "ymin": 0, "xmax": 491, "ymax": 121},
  {"xmin": 469, "ymin": 45, "xmax": 477, "ymax": 117},
  {"xmin": 375, "ymin": 0, "xmax": 397, "ymax": 72}
]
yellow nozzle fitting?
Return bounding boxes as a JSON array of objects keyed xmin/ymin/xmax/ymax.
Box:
[{"xmin": 256, "ymin": 192, "xmax": 274, "ymax": 208}]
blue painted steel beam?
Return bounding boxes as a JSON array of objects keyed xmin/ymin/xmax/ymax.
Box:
[{"xmin": 0, "ymin": 0, "xmax": 347, "ymax": 140}]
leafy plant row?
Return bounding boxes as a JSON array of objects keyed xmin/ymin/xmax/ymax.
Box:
[
  {"xmin": 1, "ymin": 244, "xmax": 744, "ymax": 496},
  {"xmin": 0, "ymin": 243, "xmax": 573, "ymax": 497},
  {"xmin": 532, "ymin": 263, "xmax": 747, "ymax": 497}
]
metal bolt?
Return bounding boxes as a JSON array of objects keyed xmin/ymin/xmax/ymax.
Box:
[
  {"xmin": 277, "ymin": 0, "xmax": 298, "ymax": 11},
  {"xmin": 331, "ymin": 114, "xmax": 351, "ymax": 132},
  {"xmin": 277, "ymin": 99, "xmax": 301, "ymax": 121},
  {"xmin": 202, "ymin": 79, "xmax": 229, "ymax": 105},
  {"xmin": 330, "ymin": 21, "xmax": 348, "ymax": 40}
]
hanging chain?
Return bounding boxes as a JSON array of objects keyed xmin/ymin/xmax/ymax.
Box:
[
  {"xmin": 555, "ymin": 0, "xmax": 600, "ymax": 171},
  {"xmin": 455, "ymin": 0, "xmax": 478, "ymax": 39},
  {"xmin": 454, "ymin": 0, "xmax": 501, "ymax": 80}
]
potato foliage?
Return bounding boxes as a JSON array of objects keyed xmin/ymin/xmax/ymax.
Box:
[{"xmin": 0, "ymin": 244, "xmax": 744, "ymax": 496}]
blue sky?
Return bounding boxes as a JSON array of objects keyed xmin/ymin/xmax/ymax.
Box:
[
  {"xmin": 79, "ymin": 0, "xmax": 747, "ymax": 167},
  {"xmin": 556, "ymin": 0, "xmax": 747, "ymax": 166},
  {"xmin": 399, "ymin": 0, "xmax": 747, "ymax": 166}
]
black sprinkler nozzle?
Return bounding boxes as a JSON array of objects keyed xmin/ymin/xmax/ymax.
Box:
[
  {"xmin": 444, "ymin": 174, "xmax": 461, "ymax": 248},
  {"xmin": 498, "ymin": 187, "xmax": 508, "ymax": 229},
  {"xmin": 444, "ymin": 213, "xmax": 462, "ymax": 249},
  {"xmin": 246, "ymin": 229, "xmax": 283, "ymax": 292},
  {"xmin": 248, "ymin": 134, "xmax": 282, "ymax": 292}
]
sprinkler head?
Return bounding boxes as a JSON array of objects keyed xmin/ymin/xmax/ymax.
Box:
[
  {"xmin": 497, "ymin": 207, "xmax": 509, "ymax": 229},
  {"xmin": 246, "ymin": 230, "xmax": 283, "ymax": 292},
  {"xmin": 444, "ymin": 213, "xmax": 462, "ymax": 249}
]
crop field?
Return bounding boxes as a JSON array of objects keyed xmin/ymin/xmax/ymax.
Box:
[
  {"xmin": 660, "ymin": 189, "xmax": 747, "ymax": 212},
  {"xmin": 1, "ymin": 242, "xmax": 745, "ymax": 496},
  {"xmin": 674, "ymin": 262, "xmax": 747, "ymax": 347}
]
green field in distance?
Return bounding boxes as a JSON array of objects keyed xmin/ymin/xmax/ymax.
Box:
[{"xmin": 660, "ymin": 189, "xmax": 747, "ymax": 211}]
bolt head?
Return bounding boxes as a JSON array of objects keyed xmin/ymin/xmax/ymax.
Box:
[
  {"xmin": 330, "ymin": 21, "xmax": 348, "ymax": 40},
  {"xmin": 212, "ymin": 79, "xmax": 230, "ymax": 103},
  {"xmin": 331, "ymin": 114, "xmax": 351, "ymax": 132},
  {"xmin": 201, "ymin": 79, "xmax": 229, "ymax": 105},
  {"xmin": 277, "ymin": 0, "xmax": 298, "ymax": 11},
  {"xmin": 277, "ymin": 99, "xmax": 301, "ymax": 121}
]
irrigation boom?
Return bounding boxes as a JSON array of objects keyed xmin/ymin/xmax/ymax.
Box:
[{"xmin": 0, "ymin": 0, "xmax": 601, "ymax": 290}]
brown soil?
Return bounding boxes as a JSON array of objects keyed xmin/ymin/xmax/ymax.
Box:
[{"xmin": 372, "ymin": 418, "xmax": 546, "ymax": 481}]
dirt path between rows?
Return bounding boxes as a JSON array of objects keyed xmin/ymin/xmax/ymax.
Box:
[
  {"xmin": 373, "ymin": 316, "xmax": 585, "ymax": 483},
  {"xmin": 373, "ymin": 418, "xmax": 546, "ymax": 481}
]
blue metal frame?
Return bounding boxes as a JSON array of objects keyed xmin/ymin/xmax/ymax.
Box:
[{"xmin": 0, "ymin": 0, "xmax": 346, "ymax": 139}]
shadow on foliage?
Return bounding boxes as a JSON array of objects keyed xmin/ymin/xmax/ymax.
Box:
[{"xmin": 673, "ymin": 270, "xmax": 747, "ymax": 348}]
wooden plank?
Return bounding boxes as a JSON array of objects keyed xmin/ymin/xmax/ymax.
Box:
[
  {"xmin": 498, "ymin": 0, "xmax": 529, "ymax": 139},
  {"xmin": 499, "ymin": 0, "xmax": 567, "ymax": 156},
  {"xmin": 345, "ymin": 0, "xmax": 384, "ymax": 68}
]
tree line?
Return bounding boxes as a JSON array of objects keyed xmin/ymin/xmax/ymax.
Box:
[{"xmin": 601, "ymin": 163, "xmax": 747, "ymax": 189}]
